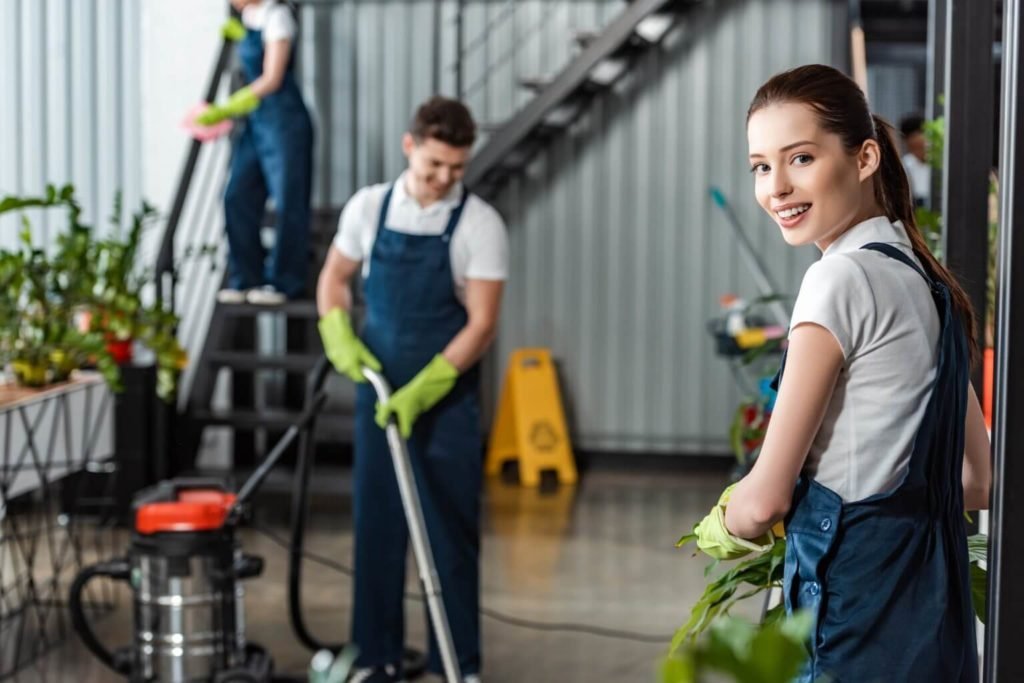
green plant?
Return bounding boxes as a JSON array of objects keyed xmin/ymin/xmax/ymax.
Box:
[
  {"xmin": 0, "ymin": 200, "xmax": 120, "ymax": 390},
  {"xmin": 671, "ymin": 534, "xmax": 989, "ymax": 648},
  {"xmin": 662, "ymin": 611, "xmax": 813, "ymax": 683},
  {"xmin": 0, "ymin": 184, "xmax": 187, "ymax": 400},
  {"xmin": 83, "ymin": 195, "xmax": 188, "ymax": 399}
]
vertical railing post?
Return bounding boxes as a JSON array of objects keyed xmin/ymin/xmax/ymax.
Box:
[
  {"xmin": 986, "ymin": 0, "xmax": 1024, "ymax": 680},
  {"xmin": 455, "ymin": 0, "xmax": 465, "ymax": 98}
]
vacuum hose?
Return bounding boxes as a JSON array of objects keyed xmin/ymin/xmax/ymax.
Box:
[
  {"xmin": 287, "ymin": 357, "xmax": 427, "ymax": 678},
  {"xmin": 68, "ymin": 558, "xmax": 133, "ymax": 675}
]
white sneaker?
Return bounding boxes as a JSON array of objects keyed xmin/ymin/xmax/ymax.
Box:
[
  {"xmin": 463, "ymin": 676, "xmax": 481, "ymax": 683},
  {"xmin": 245, "ymin": 286, "xmax": 287, "ymax": 305},
  {"xmin": 347, "ymin": 664, "xmax": 404, "ymax": 682},
  {"xmin": 216, "ymin": 288, "xmax": 248, "ymax": 304}
]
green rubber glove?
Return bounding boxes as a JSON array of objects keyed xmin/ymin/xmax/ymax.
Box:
[
  {"xmin": 691, "ymin": 483, "xmax": 775, "ymax": 561},
  {"xmin": 694, "ymin": 505, "xmax": 774, "ymax": 560},
  {"xmin": 375, "ymin": 354, "xmax": 459, "ymax": 438},
  {"xmin": 195, "ymin": 86, "xmax": 260, "ymax": 126},
  {"xmin": 317, "ymin": 308, "xmax": 381, "ymax": 383},
  {"xmin": 221, "ymin": 17, "xmax": 247, "ymax": 42}
]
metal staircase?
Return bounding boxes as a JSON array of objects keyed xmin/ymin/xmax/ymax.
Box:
[{"xmin": 466, "ymin": 0, "xmax": 695, "ymax": 198}]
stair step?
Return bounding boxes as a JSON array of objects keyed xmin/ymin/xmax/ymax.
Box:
[
  {"xmin": 216, "ymin": 299, "xmax": 319, "ymax": 318},
  {"xmin": 587, "ymin": 57, "xmax": 629, "ymax": 87},
  {"xmin": 572, "ymin": 29, "xmax": 600, "ymax": 48},
  {"xmin": 518, "ymin": 76, "xmax": 552, "ymax": 92},
  {"xmin": 478, "ymin": 121, "xmax": 505, "ymax": 135},
  {"xmin": 193, "ymin": 408, "xmax": 353, "ymax": 431},
  {"xmin": 206, "ymin": 351, "xmax": 323, "ymax": 372},
  {"xmin": 634, "ymin": 12, "xmax": 676, "ymax": 43}
]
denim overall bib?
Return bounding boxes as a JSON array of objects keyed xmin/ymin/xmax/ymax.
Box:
[
  {"xmin": 776, "ymin": 243, "xmax": 977, "ymax": 682},
  {"xmin": 351, "ymin": 186, "xmax": 482, "ymax": 676},
  {"xmin": 224, "ymin": 1, "xmax": 313, "ymax": 297}
]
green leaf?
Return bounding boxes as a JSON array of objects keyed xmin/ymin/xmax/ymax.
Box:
[
  {"xmin": 970, "ymin": 562, "xmax": 987, "ymax": 625},
  {"xmin": 967, "ymin": 534, "xmax": 988, "ymax": 565},
  {"xmin": 663, "ymin": 613, "xmax": 812, "ymax": 683},
  {"xmin": 677, "ymin": 531, "xmax": 698, "ymax": 548}
]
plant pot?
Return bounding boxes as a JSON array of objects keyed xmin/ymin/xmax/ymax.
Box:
[
  {"xmin": 983, "ymin": 347, "xmax": 994, "ymax": 430},
  {"xmin": 11, "ymin": 359, "xmax": 50, "ymax": 387},
  {"xmin": 49, "ymin": 350, "xmax": 78, "ymax": 383},
  {"xmin": 106, "ymin": 338, "xmax": 133, "ymax": 365}
]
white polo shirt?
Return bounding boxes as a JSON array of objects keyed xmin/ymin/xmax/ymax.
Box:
[
  {"xmin": 241, "ymin": 1, "xmax": 296, "ymax": 42},
  {"xmin": 333, "ymin": 173, "xmax": 509, "ymax": 302},
  {"xmin": 788, "ymin": 216, "xmax": 941, "ymax": 502}
]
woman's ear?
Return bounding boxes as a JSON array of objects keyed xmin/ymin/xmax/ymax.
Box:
[{"xmin": 857, "ymin": 139, "xmax": 882, "ymax": 182}]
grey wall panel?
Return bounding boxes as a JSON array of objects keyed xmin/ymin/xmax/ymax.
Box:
[
  {"xmin": 489, "ymin": 0, "xmax": 845, "ymax": 453},
  {"xmin": 0, "ymin": 0, "xmax": 142, "ymax": 245},
  {"xmin": 868, "ymin": 62, "xmax": 926, "ymax": 129}
]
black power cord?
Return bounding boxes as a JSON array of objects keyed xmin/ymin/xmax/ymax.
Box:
[{"xmin": 251, "ymin": 524, "xmax": 673, "ymax": 645}]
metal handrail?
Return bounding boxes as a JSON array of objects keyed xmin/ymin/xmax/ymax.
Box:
[
  {"xmin": 154, "ymin": 13, "xmax": 236, "ymax": 309},
  {"xmin": 458, "ymin": 2, "xmax": 567, "ymax": 100}
]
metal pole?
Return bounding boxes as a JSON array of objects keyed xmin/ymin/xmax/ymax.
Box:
[
  {"xmin": 363, "ymin": 368, "xmax": 462, "ymax": 683},
  {"xmin": 455, "ymin": 0, "xmax": 465, "ymax": 98},
  {"xmin": 710, "ymin": 188, "xmax": 790, "ymax": 327},
  {"xmin": 927, "ymin": 0, "xmax": 947, "ymax": 211},
  {"xmin": 942, "ymin": 0, "xmax": 994, "ymax": 395},
  {"xmin": 985, "ymin": 0, "xmax": 1024, "ymax": 679},
  {"xmin": 432, "ymin": 0, "xmax": 442, "ymax": 94}
]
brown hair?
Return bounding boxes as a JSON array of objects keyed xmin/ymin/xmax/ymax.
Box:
[
  {"xmin": 747, "ymin": 64, "xmax": 978, "ymax": 365},
  {"xmin": 409, "ymin": 96, "xmax": 477, "ymax": 148}
]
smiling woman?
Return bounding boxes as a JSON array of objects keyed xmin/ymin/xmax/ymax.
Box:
[{"xmin": 689, "ymin": 64, "xmax": 991, "ymax": 683}]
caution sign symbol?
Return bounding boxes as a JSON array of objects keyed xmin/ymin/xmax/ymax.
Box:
[{"xmin": 529, "ymin": 421, "xmax": 559, "ymax": 451}]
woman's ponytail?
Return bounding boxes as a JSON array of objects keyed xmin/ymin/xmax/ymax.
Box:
[{"xmin": 872, "ymin": 114, "xmax": 979, "ymax": 366}]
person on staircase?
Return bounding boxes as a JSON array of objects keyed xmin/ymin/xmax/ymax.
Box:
[
  {"xmin": 196, "ymin": 0, "xmax": 314, "ymax": 305},
  {"xmin": 316, "ymin": 96, "xmax": 508, "ymax": 683}
]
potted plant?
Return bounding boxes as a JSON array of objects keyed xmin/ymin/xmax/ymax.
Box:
[
  {"xmin": 0, "ymin": 185, "xmax": 187, "ymax": 400},
  {"xmin": 82, "ymin": 195, "xmax": 188, "ymax": 398}
]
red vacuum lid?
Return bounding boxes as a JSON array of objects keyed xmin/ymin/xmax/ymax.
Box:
[{"xmin": 135, "ymin": 489, "xmax": 237, "ymax": 534}]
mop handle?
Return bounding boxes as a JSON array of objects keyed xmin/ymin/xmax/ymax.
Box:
[
  {"xmin": 710, "ymin": 187, "xmax": 791, "ymax": 327},
  {"xmin": 363, "ymin": 367, "xmax": 463, "ymax": 683}
]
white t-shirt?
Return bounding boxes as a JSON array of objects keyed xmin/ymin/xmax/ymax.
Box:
[
  {"xmin": 902, "ymin": 152, "xmax": 931, "ymax": 206},
  {"xmin": 788, "ymin": 216, "xmax": 940, "ymax": 502},
  {"xmin": 333, "ymin": 172, "xmax": 509, "ymax": 302},
  {"xmin": 241, "ymin": 1, "xmax": 296, "ymax": 42}
]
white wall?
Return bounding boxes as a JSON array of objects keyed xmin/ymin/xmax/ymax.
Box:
[{"xmin": 139, "ymin": 0, "xmax": 226, "ymax": 211}]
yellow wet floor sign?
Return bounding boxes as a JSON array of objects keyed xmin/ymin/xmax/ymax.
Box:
[{"xmin": 486, "ymin": 348, "xmax": 577, "ymax": 486}]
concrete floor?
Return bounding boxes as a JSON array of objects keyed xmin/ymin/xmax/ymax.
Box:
[{"xmin": 7, "ymin": 462, "xmax": 751, "ymax": 683}]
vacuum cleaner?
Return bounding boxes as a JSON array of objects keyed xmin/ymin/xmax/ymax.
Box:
[{"xmin": 69, "ymin": 361, "xmax": 463, "ymax": 683}]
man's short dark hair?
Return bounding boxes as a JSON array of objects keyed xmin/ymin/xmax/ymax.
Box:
[
  {"xmin": 410, "ymin": 96, "xmax": 476, "ymax": 148},
  {"xmin": 899, "ymin": 114, "xmax": 925, "ymax": 139}
]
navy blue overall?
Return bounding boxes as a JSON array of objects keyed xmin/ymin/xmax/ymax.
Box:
[
  {"xmin": 777, "ymin": 243, "xmax": 977, "ymax": 683},
  {"xmin": 352, "ymin": 186, "xmax": 482, "ymax": 676},
  {"xmin": 223, "ymin": 1, "xmax": 313, "ymax": 298}
]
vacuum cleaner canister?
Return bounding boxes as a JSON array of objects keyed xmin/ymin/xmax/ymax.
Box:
[{"xmin": 71, "ymin": 479, "xmax": 271, "ymax": 682}]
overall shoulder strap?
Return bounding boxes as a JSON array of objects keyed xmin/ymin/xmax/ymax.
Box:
[{"xmin": 860, "ymin": 242, "xmax": 935, "ymax": 289}]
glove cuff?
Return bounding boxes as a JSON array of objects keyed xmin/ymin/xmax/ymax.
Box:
[
  {"xmin": 428, "ymin": 353, "xmax": 459, "ymax": 379},
  {"xmin": 318, "ymin": 307, "xmax": 357, "ymax": 340},
  {"xmin": 231, "ymin": 86, "xmax": 261, "ymax": 113}
]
